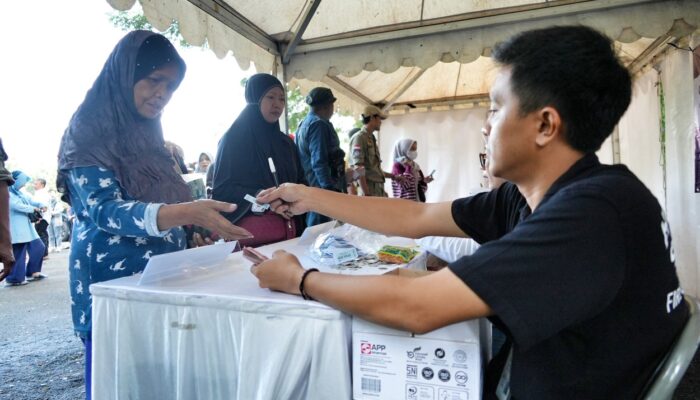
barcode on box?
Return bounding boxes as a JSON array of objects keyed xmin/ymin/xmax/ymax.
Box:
[{"xmin": 361, "ymin": 377, "xmax": 381, "ymax": 393}]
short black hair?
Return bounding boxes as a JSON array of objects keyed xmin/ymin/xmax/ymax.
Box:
[
  {"xmin": 311, "ymin": 102, "xmax": 334, "ymax": 114},
  {"xmin": 492, "ymin": 25, "xmax": 631, "ymax": 153},
  {"xmin": 35, "ymin": 178, "xmax": 47, "ymax": 187}
]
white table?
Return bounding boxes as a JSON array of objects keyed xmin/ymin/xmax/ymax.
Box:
[{"xmin": 91, "ymin": 241, "xmax": 353, "ymax": 400}]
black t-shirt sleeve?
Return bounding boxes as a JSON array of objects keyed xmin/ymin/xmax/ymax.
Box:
[
  {"xmin": 449, "ymin": 187, "xmax": 627, "ymax": 350},
  {"xmin": 451, "ymin": 183, "xmax": 526, "ymax": 243}
]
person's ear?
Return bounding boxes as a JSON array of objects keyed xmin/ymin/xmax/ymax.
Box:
[{"xmin": 534, "ymin": 106, "xmax": 562, "ymax": 147}]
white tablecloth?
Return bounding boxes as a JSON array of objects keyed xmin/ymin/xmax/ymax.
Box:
[{"xmin": 91, "ymin": 245, "xmax": 352, "ymax": 400}]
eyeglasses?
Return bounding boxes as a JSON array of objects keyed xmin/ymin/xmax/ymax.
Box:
[{"xmin": 479, "ymin": 153, "xmax": 487, "ymax": 169}]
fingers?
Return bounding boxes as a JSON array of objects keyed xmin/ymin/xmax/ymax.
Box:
[
  {"xmin": 202, "ymin": 200, "xmax": 237, "ymax": 213},
  {"xmin": 256, "ymin": 187, "xmax": 278, "ymax": 199},
  {"xmin": 217, "ymin": 222, "xmax": 254, "ymax": 241},
  {"xmin": 272, "ymin": 249, "xmax": 288, "ymax": 258},
  {"xmin": 192, "ymin": 232, "xmax": 206, "ymax": 247}
]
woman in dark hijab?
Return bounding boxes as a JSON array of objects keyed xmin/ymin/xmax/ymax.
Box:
[
  {"xmin": 212, "ymin": 73, "xmax": 306, "ymax": 246},
  {"xmin": 57, "ymin": 30, "xmax": 250, "ymax": 399}
]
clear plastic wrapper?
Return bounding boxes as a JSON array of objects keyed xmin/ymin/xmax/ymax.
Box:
[{"xmin": 309, "ymin": 224, "xmax": 386, "ymax": 267}]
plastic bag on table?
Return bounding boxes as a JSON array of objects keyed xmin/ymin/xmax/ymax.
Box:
[{"xmin": 308, "ymin": 224, "xmax": 386, "ymax": 266}]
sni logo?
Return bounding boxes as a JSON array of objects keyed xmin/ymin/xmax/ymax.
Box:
[{"xmin": 361, "ymin": 342, "xmax": 386, "ymax": 355}]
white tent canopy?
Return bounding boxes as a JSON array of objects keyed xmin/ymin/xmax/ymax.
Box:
[
  {"xmin": 108, "ymin": 0, "xmax": 699, "ymax": 114},
  {"xmin": 106, "ymin": 0, "xmax": 700, "ymax": 296}
]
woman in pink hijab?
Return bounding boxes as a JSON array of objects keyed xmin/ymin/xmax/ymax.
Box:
[{"xmin": 391, "ymin": 138, "xmax": 433, "ymax": 201}]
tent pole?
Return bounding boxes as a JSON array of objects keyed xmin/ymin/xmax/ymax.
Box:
[
  {"xmin": 611, "ymin": 126, "xmax": 621, "ymax": 164},
  {"xmin": 277, "ymin": 58, "xmax": 290, "ymax": 135},
  {"xmin": 282, "ymin": 0, "xmax": 322, "ymax": 64}
]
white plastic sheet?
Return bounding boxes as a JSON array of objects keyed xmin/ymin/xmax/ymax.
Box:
[
  {"xmin": 91, "ymin": 249, "xmax": 352, "ymax": 400},
  {"xmin": 660, "ymin": 47, "xmax": 700, "ymax": 297}
]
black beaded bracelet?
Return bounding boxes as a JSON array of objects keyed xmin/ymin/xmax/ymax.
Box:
[{"xmin": 299, "ymin": 268, "xmax": 319, "ymax": 301}]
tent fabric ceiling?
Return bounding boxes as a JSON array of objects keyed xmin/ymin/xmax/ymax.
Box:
[{"xmin": 108, "ymin": 0, "xmax": 699, "ymax": 115}]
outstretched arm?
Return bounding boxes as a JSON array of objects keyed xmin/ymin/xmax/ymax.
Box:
[
  {"xmin": 257, "ymin": 183, "xmax": 467, "ymax": 239},
  {"xmin": 69, "ymin": 167, "xmax": 252, "ymax": 241}
]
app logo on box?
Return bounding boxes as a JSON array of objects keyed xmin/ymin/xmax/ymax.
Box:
[
  {"xmin": 361, "ymin": 342, "xmax": 372, "ymax": 354},
  {"xmin": 360, "ymin": 341, "xmax": 387, "ymax": 355}
]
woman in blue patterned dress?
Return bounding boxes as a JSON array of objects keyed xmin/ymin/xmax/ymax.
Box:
[{"xmin": 57, "ymin": 31, "xmax": 251, "ymax": 398}]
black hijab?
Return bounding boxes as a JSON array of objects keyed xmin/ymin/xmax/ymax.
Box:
[
  {"xmin": 212, "ymin": 73, "xmax": 305, "ymax": 222},
  {"xmin": 57, "ymin": 30, "xmax": 191, "ymax": 204}
]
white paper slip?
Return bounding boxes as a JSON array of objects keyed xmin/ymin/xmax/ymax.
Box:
[
  {"xmin": 244, "ymin": 194, "xmax": 270, "ymax": 213},
  {"xmin": 137, "ymin": 240, "xmax": 238, "ymax": 286}
]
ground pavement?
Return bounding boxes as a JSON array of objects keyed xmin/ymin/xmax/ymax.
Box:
[{"xmin": 0, "ymin": 247, "xmax": 84, "ymax": 400}]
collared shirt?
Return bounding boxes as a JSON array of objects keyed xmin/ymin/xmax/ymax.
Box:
[
  {"xmin": 348, "ymin": 127, "xmax": 384, "ymax": 184},
  {"xmin": 295, "ymin": 110, "xmax": 345, "ymax": 191}
]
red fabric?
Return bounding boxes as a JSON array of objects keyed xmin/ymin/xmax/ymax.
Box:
[{"xmin": 236, "ymin": 212, "xmax": 296, "ymax": 247}]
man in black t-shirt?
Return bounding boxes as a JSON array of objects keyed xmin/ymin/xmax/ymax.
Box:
[{"xmin": 251, "ymin": 26, "xmax": 688, "ymax": 399}]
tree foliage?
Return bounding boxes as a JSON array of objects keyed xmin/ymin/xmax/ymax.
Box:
[{"xmin": 109, "ymin": 11, "xmax": 190, "ymax": 48}]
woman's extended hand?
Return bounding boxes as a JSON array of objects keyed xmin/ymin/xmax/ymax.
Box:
[
  {"xmin": 256, "ymin": 183, "xmax": 312, "ymax": 218},
  {"xmin": 250, "ymin": 250, "xmax": 305, "ymax": 295},
  {"xmin": 158, "ymin": 200, "xmax": 253, "ymax": 241}
]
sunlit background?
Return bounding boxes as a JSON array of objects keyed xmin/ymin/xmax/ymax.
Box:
[{"xmin": 0, "ymin": 1, "xmax": 355, "ymax": 187}]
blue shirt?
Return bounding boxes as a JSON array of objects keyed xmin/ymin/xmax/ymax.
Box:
[
  {"xmin": 66, "ymin": 166, "xmax": 186, "ymax": 338},
  {"xmin": 295, "ymin": 111, "xmax": 345, "ymax": 191},
  {"xmin": 9, "ymin": 190, "xmax": 43, "ymax": 244}
]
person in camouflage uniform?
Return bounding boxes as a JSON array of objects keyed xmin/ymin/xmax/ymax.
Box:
[{"xmin": 348, "ymin": 105, "xmax": 403, "ymax": 196}]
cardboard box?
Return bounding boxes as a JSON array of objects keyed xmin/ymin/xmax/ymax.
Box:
[{"xmin": 353, "ymin": 318, "xmax": 482, "ymax": 400}]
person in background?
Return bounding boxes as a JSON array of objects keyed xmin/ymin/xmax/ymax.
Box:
[
  {"xmin": 252, "ymin": 25, "xmax": 688, "ymax": 399},
  {"xmin": 0, "ymin": 138, "xmax": 15, "ymax": 282},
  {"xmin": 194, "ymin": 151, "xmax": 213, "ymax": 174},
  {"xmin": 194, "ymin": 151, "xmax": 215, "ymax": 198},
  {"xmin": 295, "ymin": 87, "xmax": 346, "ymax": 226},
  {"xmin": 6, "ymin": 170, "xmax": 47, "ymax": 286},
  {"xmin": 344, "ymin": 127, "xmax": 369, "ymax": 196},
  {"xmin": 212, "ymin": 73, "xmax": 306, "ymax": 246},
  {"xmin": 57, "ymin": 30, "xmax": 251, "ymax": 399},
  {"xmin": 47, "ymin": 189, "xmax": 65, "ymax": 252},
  {"xmin": 32, "ymin": 177, "xmax": 51, "ymax": 259},
  {"xmin": 348, "ymin": 105, "xmax": 403, "ymax": 196},
  {"xmin": 391, "ymin": 139, "xmax": 433, "ymax": 201}
]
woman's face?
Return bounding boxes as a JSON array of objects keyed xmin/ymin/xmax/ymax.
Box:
[
  {"xmin": 133, "ymin": 62, "xmax": 181, "ymax": 119},
  {"xmin": 259, "ymin": 86, "xmax": 285, "ymax": 123},
  {"xmin": 199, "ymin": 154, "xmax": 211, "ymax": 171}
]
